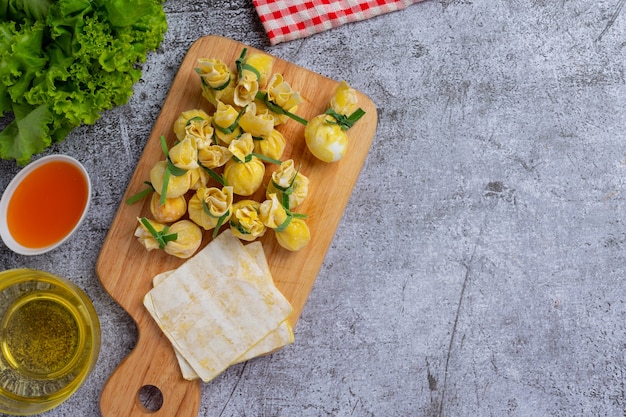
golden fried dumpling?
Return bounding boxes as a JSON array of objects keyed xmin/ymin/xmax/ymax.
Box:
[
  {"xmin": 234, "ymin": 69, "xmax": 259, "ymax": 108},
  {"xmin": 243, "ymin": 52, "xmax": 274, "ymax": 88},
  {"xmin": 196, "ymin": 58, "xmax": 232, "ymax": 89},
  {"xmin": 227, "ymin": 132, "xmax": 255, "ymax": 163},
  {"xmin": 197, "ymin": 144, "xmax": 231, "ymax": 169},
  {"xmin": 173, "ymin": 109, "xmax": 212, "ymax": 141},
  {"xmin": 266, "ymin": 159, "xmax": 309, "ymax": 210},
  {"xmin": 168, "ymin": 136, "xmax": 199, "ymax": 171},
  {"xmin": 259, "ymin": 194, "xmax": 310, "ymax": 251},
  {"xmin": 164, "ymin": 220, "xmax": 204, "ymax": 258},
  {"xmin": 188, "ymin": 166, "xmax": 210, "ymax": 190},
  {"xmin": 196, "ymin": 58, "xmax": 236, "ymax": 107},
  {"xmin": 188, "ymin": 185, "xmax": 234, "ymax": 231},
  {"xmin": 213, "ymin": 101, "xmax": 242, "ymax": 145},
  {"xmin": 134, "ymin": 218, "xmax": 203, "ymax": 259},
  {"xmin": 185, "ymin": 118, "xmax": 215, "ymax": 150},
  {"xmin": 150, "ymin": 160, "xmax": 192, "ymax": 199},
  {"xmin": 232, "ymin": 48, "xmax": 274, "ymax": 107},
  {"xmin": 238, "ymin": 103, "xmax": 274, "ymax": 139},
  {"xmin": 229, "ymin": 199, "xmax": 266, "ymax": 242},
  {"xmin": 264, "ymin": 73, "xmax": 302, "ymax": 125},
  {"xmin": 253, "ymin": 128, "xmax": 285, "ymax": 161},
  {"xmin": 134, "ymin": 218, "xmax": 163, "ymax": 252},
  {"xmin": 223, "ymin": 133, "xmax": 265, "ymax": 196},
  {"xmin": 150, "ymin": 193, "xmax": 187, "ymax": 223},
  {"xmin": 304, "ymin": 114, "xmax": 348, "ymax": 163},
  {"xmin": 329, "ymin": 81, "xmax": 359, "ymax": 116},
  {"xmin": 275, "ymin": 217, "xmax": 310, "ymax": 252},
  {"xmin": 304, "ymin": 81, "xmax": 364, "ymax": 163},
  {"xmin": 259, "ymin": 193, "xmax": 288, "ymax": 229}
]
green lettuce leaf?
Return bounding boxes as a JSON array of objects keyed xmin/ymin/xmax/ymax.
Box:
[
  {"xmin": 0, "ymin": 103, "xmax": 52, "ymax": 166},
  {"xmin": 0, "ymin": 0, "xmax": 167, "ymax": 165}
]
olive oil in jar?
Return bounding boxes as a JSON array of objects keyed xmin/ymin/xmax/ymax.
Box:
[
  {"xmin": 0, "ymin": 269, "xmax": 100, "ymax": 415},
  {"xmin": 4, "ymin": 296, "xmax": 80, "ymax": 377},
  {"xmin": 0, "ymin": 291, "xmax": 86, "ymax": 401}
]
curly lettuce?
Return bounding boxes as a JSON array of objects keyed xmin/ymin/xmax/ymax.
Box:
[{"xmin": 0, "ymin": 0, "xmax": 168, "ymax": 165}]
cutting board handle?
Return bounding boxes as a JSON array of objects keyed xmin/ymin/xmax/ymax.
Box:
[{"xmin": 100, "ymin": 317, "xmax": 201, "ymax": 417}]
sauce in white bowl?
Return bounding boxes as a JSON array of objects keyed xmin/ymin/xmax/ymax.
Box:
[{"xmin": 0, "ymin": 155, "xmax": 91, "ymax": 255}]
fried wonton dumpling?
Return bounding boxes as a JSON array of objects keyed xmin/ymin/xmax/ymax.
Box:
[
  {"xmin": 188, "ymin": 166, "xmax": 210, "ymax": 190},
  {"xmin": 259, "ymin": 194, "xmax": 310, "ymax": 251},
  {"xmin": 150, "ymin": 193, "xmax": 187, "ymax": 223},
  {"xmin": 164, "ymin": 220, "xmax": 204, "ymax": 258},
  {"xmin": 243, "ymin": 52, "xmax": 274, "ymax": 89},
  {"xmin": 134, "ymin": 218, "xmax": 203, "ymax": 259},
  {"xmin": 196, "ymin": 58, "xmax": 236, "ymax": 107},
  {"xmin": 262, "ymin": 73, "xmax": 302, "ymax": 126},
  {"xmin": 173, "ymin": 109, "xmax": 212, "ymax": 140},
  {"xmin": 223, "ymin": 133, "xmax": 265, "ymax": 196},
  {"xmin": 197, "ymin": 144, "xmax": 231, "ymax": 169},
  {"xmin": 168, "ymin": 136, "xmax": 199, "ymax": 171},
  {"xmin": 253, "ymin": 128, "xmax": 286, "ymax": 161},
  {"xmin": 196, "ymin": 58, "xmax": 232, "ymax": 89},
  {"xmin": 238, "ymin": 103, "xmax": 274, "ymax": 139},
  {"xmin": 188, "ymin": 185, "xmax": 234, "ymax": 231},
  {"xmin": 266, "ymin": 159, "xmax": 309, "ymax": 210},
  {"xmin": 229, "ymin": 199, "xmax": 266, "ymax": 242},
  {"xmin": 259, "ymin": 193, "xmax": 288, "ymax": 229},
  {"xmin": 134, "ymin": 217, "xmax": 163, "ymax": 252},
  {"xmin": 213, "ymin": 101, "xmax": 242, "ymax": 145},
  {"xmin": 275, "ymin": 217, "xmax": 310, "ymax": 252},
  {"xmin": 234, "ymin": 69, "xmax": 259, "ymax": 108},
  {"xmin": 223, "ymin": 156, "xmax": 265, "ymax": 196},
  {"xmin": 329, "ymin": 80, "xmax": 359, "ymax": 116},
  {"xmin": 304, "ymin": 114, "xmax": 349, "ymax": 163},
  {"xmin": 150, "ymin": 160, "xmax": 192, "ymax": 199},
  {"xmin": 184, "ymin": 118, "xmax": 215, "ymax": 150}
]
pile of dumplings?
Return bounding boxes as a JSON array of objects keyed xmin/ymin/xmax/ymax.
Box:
[{"xmin": 133, "ymin": 48, "xmax": 313, "ymax": 258}]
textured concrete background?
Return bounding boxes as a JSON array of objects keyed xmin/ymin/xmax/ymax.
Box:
[{"xmin": 1, "ymin": 0, "xmax": 625, "ymax": 416}]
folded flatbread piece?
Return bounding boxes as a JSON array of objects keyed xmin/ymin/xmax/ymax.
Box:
[{"xmin": 144, "ymin": 230, "xmax": 293, "ymax": 382}]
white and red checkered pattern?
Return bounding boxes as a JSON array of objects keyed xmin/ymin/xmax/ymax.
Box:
[{"xmin": 253, "ymin": 0, "xmax": 424, "ymax": 45}]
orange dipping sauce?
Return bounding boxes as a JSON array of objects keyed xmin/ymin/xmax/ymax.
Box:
[{"xmin": 7, "ymin": 160, "xmax": 89, "ymax": 249}]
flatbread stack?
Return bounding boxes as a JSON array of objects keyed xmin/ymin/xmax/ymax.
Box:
[{"xmin": 143, "ymin": 229, "xmax": 294, "ymax": 382}]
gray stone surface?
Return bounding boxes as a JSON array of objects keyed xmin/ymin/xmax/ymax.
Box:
[{"xmin": 1, "ymin": 0, "xmax": 625, "ymax": 415}]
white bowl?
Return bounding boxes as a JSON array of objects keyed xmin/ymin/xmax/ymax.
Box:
[{"xmin": 0, "ymin": 155, "xmax": 91, "ymax": 256}]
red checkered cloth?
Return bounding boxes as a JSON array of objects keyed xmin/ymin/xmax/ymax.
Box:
[{"xmin": 253, "ymin": 0, "xmax": 424, "ymax": 45}]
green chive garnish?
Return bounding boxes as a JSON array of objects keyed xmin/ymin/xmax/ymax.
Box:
[
  {"xmin": 186, "ymin": 116, "xmax": 206, "ymax": 126},
  {"xmin": 158, "ymin": 135, "xmax": 188, "ymax": 204},
  {"xmin": 166, "ymin": 157, "xmax": 188, "ymax": 177},
  {"xmin": 235, "ymin": 48, "xmax": 261, "ymax": 81},
  {"xmin": 160, "ymin": 135, "xmax": 169, "ymax": 156},
  {"xmin": 126, "ymin": 181, "xmax": 155, "ymax": 205},
  {"xmin": 252, "ymin": 152, "xmax": 282, "ymax": 165},
  {"xmin": 140, "ymin": 218, "xmax": 178, "ymax": 249},
  {"xmin": 275, "ymin": 210, "xmax": 307, "ymax": 232},
  {"xmin": 255, "ymin": 91, "xmax": 308, "ymax": 125},
  {"xmin": 324, "ymin": 108, "xmax": 366, "ymax": 130},
  {"xmin": 201, "ymin": 201, "xmax": 231, "ymax": 239},
  {"xmin": 212, "ymin": 210, "xmax": 230, "ymax": 239},
  {"xmin": 160, "ymin": 168, "xmax": 171, "ymax": 205},
  {"xmin": 213, "ymin": 107, "xmax": 245, "ymax": 135},
  {"xmin": 230, "ymin": 220, "xmax": 251, "ymax": 236},
  {"xmin": 275, "ymin": 215, "xmax": 292, "ymax": 232},
  {"xmin": 200, "ymin": 164, "xmax": 227, "ymax": 186}
]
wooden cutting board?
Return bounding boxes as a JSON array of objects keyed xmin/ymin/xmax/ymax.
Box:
[{"xmin": 96, "ymin": 35, "xmax": 377, "ymax": 417}]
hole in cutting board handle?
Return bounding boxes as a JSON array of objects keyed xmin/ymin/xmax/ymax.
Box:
[{"xmin": 138, "ymin": 384, "xmax": 164, "ymax": 412}]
